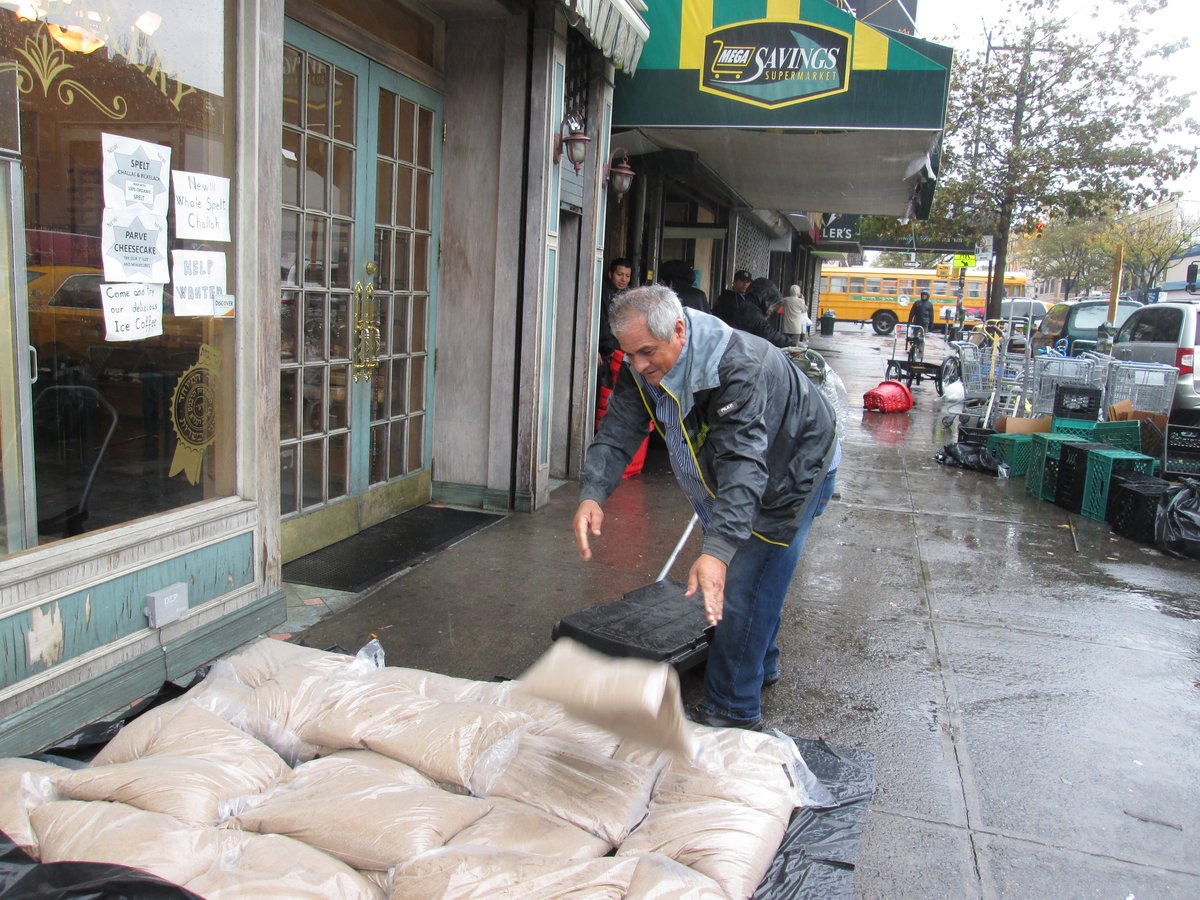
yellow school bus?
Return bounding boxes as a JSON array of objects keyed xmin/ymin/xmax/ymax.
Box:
[{"xmin": 817, "ymin": 265, "xmax": 1028, "ymax": 335}]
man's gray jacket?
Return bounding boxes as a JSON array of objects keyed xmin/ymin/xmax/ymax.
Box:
[{"xmin": 581, "ymin": 309, "xmax": 837, "ymax": 564}]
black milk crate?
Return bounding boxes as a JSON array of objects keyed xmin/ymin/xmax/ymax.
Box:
[
  {"xmin": 1141, "ymin": 419, "xmax": 1165, "ymax": 460},
  {"xmin": 957, "ymin": 426, "xmax": 995, "ymax": 447},
  {"xmin": 1106, "ymin": 471, "xmax": 1171, "ymax": 523},
  {"xmin": 1109, "ymin": 481, "xmax": 1174, "ymax": 544},
  {"xmin": 1055, "ymin": 442, "xmax": 1112, "ymax": 514},
  {"xmin": 551, "ymin": 579, "xmax": 713, "ymax": 671},
  {"xmin": 1052, "ymin": 384, "xmax": 1103, "ymax": 421},
  {"xmin": 1164, "ymin": 425, "xmax": 1200, "ymax": 476}
]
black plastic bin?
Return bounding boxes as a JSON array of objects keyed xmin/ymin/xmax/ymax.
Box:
[{"xmin": 819, "ymin": 313, "xmax": 835, "ymax": 336}]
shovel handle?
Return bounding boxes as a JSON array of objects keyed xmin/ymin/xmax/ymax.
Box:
[{"xmin": 657, "ymin": 514, "xmax": 699, "ymax": 582}]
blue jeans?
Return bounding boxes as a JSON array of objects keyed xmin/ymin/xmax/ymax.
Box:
[{"xmin": 700, "ymin": 468, "xmax": 837, "ymax": 723}]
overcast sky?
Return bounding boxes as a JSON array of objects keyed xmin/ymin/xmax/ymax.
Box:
[{"xmin": 913, "ymin": 0, "xmax": 1200, "ymax": 199}]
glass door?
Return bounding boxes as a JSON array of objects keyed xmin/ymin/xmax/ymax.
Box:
[{"xmin": 279, "ymin": 22, "xmax": 440, "ymax": 559}]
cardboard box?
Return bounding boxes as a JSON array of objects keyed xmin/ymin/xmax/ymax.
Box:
[
  {"xmin": 1106, "ymin": 400, "xmax": 1168, "ymax": 434},
  {"xmin": 997, "ymin": 415, "xmax": 1053, "ymax": 434}
]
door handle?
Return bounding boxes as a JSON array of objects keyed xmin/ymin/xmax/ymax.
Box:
[
  {"xmin": 29, "ymin": 346, "xmax": 38, "ymax": 384},
  {"xmin": 352, "ymin": 261, "xmax": 381, "ymax": 381}
]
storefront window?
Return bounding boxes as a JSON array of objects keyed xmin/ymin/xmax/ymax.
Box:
[{"xmin": 2, "ymin": 0, "xmax": 237, "ymax": 554}]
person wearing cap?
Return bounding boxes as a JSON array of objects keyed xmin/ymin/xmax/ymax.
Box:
[{"xmin": 712, "ymin": 269, "xmax": 752, "ymax": 326}]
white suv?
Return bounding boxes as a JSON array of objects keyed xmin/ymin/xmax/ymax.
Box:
[{"xmin": 1112, "ymin": 300, "xmax": 1200, "ymax": 424}]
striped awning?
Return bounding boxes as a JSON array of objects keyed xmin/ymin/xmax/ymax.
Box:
[
  {"xmin": 563, "ymin": 0, "xmax": 650, "ymax": 74},
  {"xmin": 611, "ymin": 0, "xmax": 952, "ymax": 219}
]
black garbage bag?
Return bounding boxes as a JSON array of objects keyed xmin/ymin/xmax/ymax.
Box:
[
  {"xmin": 1154, "ymin": 479, "xmax": 1200, "ymax": 560},
  {"xmin": 935, "ymin": 442, "xmax": 1001, "ymax": 475},
  {"xmin": 0, "ymin": 830, "xmax": 202, "ymax": 900}
]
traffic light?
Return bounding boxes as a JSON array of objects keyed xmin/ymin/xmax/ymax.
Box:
[
  {"xmin": 1035, "ymin": 220, "xmax": 1045, "ymax": 238},
  {"xmin": 1187, "ymin": 262, "xmax": 1198, "ymax": 294}
]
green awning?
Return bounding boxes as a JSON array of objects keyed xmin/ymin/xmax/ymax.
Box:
[{"xmin": 611, "ymin": 0, "xmax": 951, "ymax": 218}]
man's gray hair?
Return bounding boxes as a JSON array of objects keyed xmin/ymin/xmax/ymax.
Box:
[{"xmin": 610, "ymin": 284, "xmax": 684, "ymax": 340}]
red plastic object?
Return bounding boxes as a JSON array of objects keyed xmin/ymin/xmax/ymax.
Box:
[
  {"xmin": 863, "ymin": 380, "xmax": 914, "ymax": 413},
  {"xmin": 596, "ymin": 349, "xmax": 653, "ymax": 478}
]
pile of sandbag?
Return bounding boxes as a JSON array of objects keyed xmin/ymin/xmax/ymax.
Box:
[{"xmin": 0, "ymin": 637, "xmax": 820, "ymax": 899}]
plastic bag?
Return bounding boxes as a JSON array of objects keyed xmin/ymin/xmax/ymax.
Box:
[
  {"xmin": 1154, "ymin": 479, "xmax": 1200, "ymax": 560},
  {"xmin": 935, "ymin": 442, "xmax": 1001, "ymax": 475},
  {"xmin": 356, "ymin": 637, "xmax": 386, "ymax": 670}
]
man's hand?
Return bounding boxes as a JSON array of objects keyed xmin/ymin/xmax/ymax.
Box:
[
  {"xmin": 573, "ymin": 500, "xmax": 604, "ymax": 560},
  {"xmin": 685, "ymin": 554, "xmax": 728, "ymax": 626}
]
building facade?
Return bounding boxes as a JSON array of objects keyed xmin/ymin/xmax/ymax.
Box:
[{"xmin": 0, "ymin": 0, "xmax": 647, "ymax": 754}]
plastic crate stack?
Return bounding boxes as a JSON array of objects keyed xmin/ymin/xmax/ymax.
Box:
[
  {"xmin": 1055, "ymin": 442, "xmax": 1112, "ymax": 514},
  {"xmin": 987, "ymin": 433, "xmax": 1034, "ymax": 476},
  {"xmin": 1107, "ymin": 472, "xmax": 1174, "ymax": 543},
  {"xmin": 1163, "ymin": 425, "xmax": 1200, "ymax": 477},
  {"xmin": 1081, "ymin": 448, "xmax": 1160, "ymax": 521}
]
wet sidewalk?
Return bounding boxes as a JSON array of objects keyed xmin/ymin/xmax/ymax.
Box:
[{"xmin": 290, "ymin": 326, "xmax": 1200, "ymax": 899}]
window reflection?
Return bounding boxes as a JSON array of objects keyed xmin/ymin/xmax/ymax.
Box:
[{"xmin": 3, "ymin": 1, "xmax": 237, "ymax": 551}]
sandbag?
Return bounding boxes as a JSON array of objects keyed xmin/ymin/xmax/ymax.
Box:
[
  {"xmin": 57, "ymin": 704, "xmax": 288, "ymax": 826},
  {"xmin": 32, "ymin": 800, "xmax": 225, "ymax": 886},
  {"xmin": 389, "ymin": 846, "xmax": 639, "ymax": 899},
  {"xmin": 218, "ymin": 638, "xmax": 357, "ymax": 688},
  {"xmin": 183, "ymin": 831, "xmax": 382, "ymax": 900},
  {"xmin": 624, "ymin": 851, "xmax": 725, "ymax": 899},
  {"xmin": 515, "ymin": 638, "xmax": 693, "ymax": 757},
  {"xmin": 446, "ymin": 798, "xmax": 611, "ymax": 860},
  {"xmin": 225, "ymin": 756, "xmax": 491, "ymax": 870},
  {"xmin": 92, "ymin": 667, "xmax": 317, "ymax": 768},
  {"xmin": 0, "ymin": 759, "xmax": 63, "ymax": 855},
  {"xmin": 362, "ymin": 699, "xmax": 532, "ymax": 788},
  {"xmin": 616, "ymin": 799, "xmax": 787, "ymax": 900},
  {"xmin": 469, "ymin": 733, "xmax": 658, "ymax": 846}
]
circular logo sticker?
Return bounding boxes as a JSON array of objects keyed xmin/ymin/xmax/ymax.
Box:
[{"xmin": 169, "ymin": 344, "xmax": 221, "ymax": 484}]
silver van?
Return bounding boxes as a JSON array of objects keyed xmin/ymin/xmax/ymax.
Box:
[{"xmin": 1112, "ymin": 300, "xmax": 1200, "ymax": 424}]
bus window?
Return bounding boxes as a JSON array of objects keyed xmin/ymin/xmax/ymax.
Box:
[
  {"xmin": 882, "ymin": 278, "xmax": 897, "ymax": 295},
  {"xmin": 829, "ymin": 276, "xmax": 847, "ymax": 293},
  {"xmin": 849, "ymin": 277, "xmax": 864, "ymax": 293},
  {"xmin": 966, "ymin": 281, "xmax": 982, "ymax": 298},
  {"xmin": 933, "ymin": 281, "xmax": 948, "ymax": 297},
  {"xmin": 820, "ymin": 276, "xmax": 828, "ymax": 291},
  {"xmin": 899, "ymin": 278, "xmax": 914, "ymax": 295},
  {"xmin": 866, "ymin": 277, "xmax": 881, "ymax": 294},
  {"xmin": 916, "ymin": 279, "xmax": 931, "ymax": 292}
]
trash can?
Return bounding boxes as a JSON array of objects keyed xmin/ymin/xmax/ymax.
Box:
[{"xmin": 819, "ymin": 310, "xmax": 836, "ymax": 336}]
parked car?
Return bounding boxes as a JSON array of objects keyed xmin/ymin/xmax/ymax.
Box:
[
  {"xmin": 1112, "ymin": 300, "xmax": 1200, "ymax": 424},
  {"xmin": 1030, "ymin": 299, "xmax": 1142, "ymax": 356},
  {"xmin": 999, "ymin": 297, "xmax": 1051, "ymax": 329}
]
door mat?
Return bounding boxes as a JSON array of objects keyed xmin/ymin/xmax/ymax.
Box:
[{"xmin": 282, "ymin": 505, "xmax": 504, "ymax": 593}]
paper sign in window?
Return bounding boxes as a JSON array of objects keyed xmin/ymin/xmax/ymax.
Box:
[
  {"xmin": 102, "ymin": 283, "xmax": 164, "ymax": 341},
  {"xmin": 172, "ymin": 170, "xmax": 232, "ymax": 241},
  {"xmin": 102, "ymin": 133, "xmax": 171, "ymax": 215},
  {"xmin": 103, "ymin": 208, "xmax": 170, "ymax": 283},
  {"xmin": 171, "ymin": 250, "xmax": 227, "ymax": 316}
]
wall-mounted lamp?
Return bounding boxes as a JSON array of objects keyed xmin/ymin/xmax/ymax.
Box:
[
  {"xmin": 553, "ymin": 112, "xmax": 590, "ymax": 175},
  {"xmin": 605, "ymin": 147, "xmax": 636, "ymax": 203}
]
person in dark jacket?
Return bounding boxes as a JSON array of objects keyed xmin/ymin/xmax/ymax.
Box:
[
  {"xmin": 908, "ymin": 289, "xmax": 935, "ymax": 335},
  {"xmin": 659, "ymin": 259, "xmax": 708, "ymax": 313},
  {"xmin": 574, "ymin": 284, "xmax": 840, "ymax": 730},
  {"xmin": 733, "ymin": 278, "xmax": 796, "ymax": 348},
  {"xmin": 711, "ymin": 269, "xmax": 752, "ymax": 326}
]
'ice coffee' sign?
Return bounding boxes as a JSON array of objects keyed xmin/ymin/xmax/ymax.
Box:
[{"xmin": 102, "ymin": 283, "xmax": 164, "ymax": 341}]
